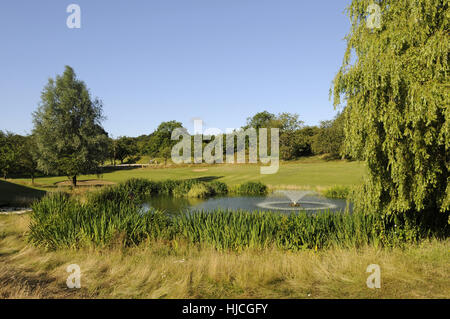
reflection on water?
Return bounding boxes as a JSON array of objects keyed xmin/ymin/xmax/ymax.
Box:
[{"xmin": 144, "ymin": 193, "xmax": 352, "ymax": 214}]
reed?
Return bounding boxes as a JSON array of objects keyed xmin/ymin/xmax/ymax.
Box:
[
  {"xmin": 322, "ymin": 185, "xmax": 351, "ymax": 199},
  {"xmin": 29, "ymin": 192, "xmax": 172, "ymax": 250},
  {"xmin": 28, "ymin": 179, "xmax": 447, "ymax": 251},
  {"xmin": 233, "ymin": 181, "xmax": 268, "ymax": 196}
]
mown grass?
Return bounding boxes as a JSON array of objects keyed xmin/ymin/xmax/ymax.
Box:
[
  {"xmin": 1, "ymin": 214, "xmax": 449, "ymax": 299},
  {"xmin": 11, "ymin": 158, "xmax": 366, "ymax": 189}
]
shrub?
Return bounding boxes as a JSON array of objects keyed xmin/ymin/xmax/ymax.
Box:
[
  {"xmin": 172, "ymin": 180, "xmax": 199, "ymax": 197},
  {"xmin": 323, "ymin": 185, "xmax": 350, "ymax": 199},
  {"xmin": 209, "ymin": 181, "xmax": 228, "ymax": 195},
  {"xmin": 187, "ymin": 183, "xmax": 213, "ymax": 198},
  {"xmin": 157, "ymin": 180, "xmax": 180, "ymax": 195},
  {"xmin": 235, "ymin": 181, "xmax": 267, "ymax": 195}
]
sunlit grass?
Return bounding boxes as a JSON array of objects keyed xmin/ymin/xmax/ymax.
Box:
[
  {"xmin": 0, "ymin": 214, "xmax": 448, "ymax": 299},
  {"xmin": 11, "ymin": 158, "xmax": 366, "ymax": 189}
]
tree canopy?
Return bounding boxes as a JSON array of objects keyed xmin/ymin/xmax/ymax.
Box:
[
  {"xmin": 333, "ymin": 0, "xmax": 449, "ymax": 215},
  {"xmin": 32, "ymin": 66, "xmax": 109, "ymax": 186}
]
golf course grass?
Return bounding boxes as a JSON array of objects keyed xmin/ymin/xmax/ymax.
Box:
[
  {"xmin": 2, "ymin": 158, "xmax": 449, "ymax": 299},
  {"xmin": 11, "ymin": 158, "xmax": 366, "ymax": 190}
]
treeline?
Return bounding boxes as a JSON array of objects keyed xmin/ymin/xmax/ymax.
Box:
[{"xmin": 107, "ymin": 110, "xmax": 346, "ymax": 164}]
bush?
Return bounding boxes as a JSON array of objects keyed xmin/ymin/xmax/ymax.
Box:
[
  {"xmin": 323, "ymin": 185, "xmax": 350, "ymax": 199},
  {"xmin": 172, "ymin": 180, "xmax": 199, "ymax": 197},
  {"xmin": 235, "ymin": 182, "xmax": 267, "ymax": 195},
  {"xmin": 156, "ymin": 179, "xmax": 180, "ymax": 195},
  {"xmin": 187, "ymin": 183, "xmax": 213, "ymax": 198},
  {"xmin": 209, "ymin": 181, "xmax": 228, "ymax": 195}
]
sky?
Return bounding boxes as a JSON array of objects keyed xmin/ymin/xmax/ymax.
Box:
[{"xmin": 0, "ymin": 0, "xmax": 351, "ymax": 137}]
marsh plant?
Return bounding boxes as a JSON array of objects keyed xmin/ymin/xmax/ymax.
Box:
[{"xmin": 28, "ymin": 179, "xmax": 448, "ymax": 251}]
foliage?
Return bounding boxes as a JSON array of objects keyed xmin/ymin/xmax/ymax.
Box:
[
  {"xmin": 145, "ymin": 121, "xmax": 184, "ymax": 157},
  {"xmin": 244, "ymin": 111, "xmax": 303, "ymax": 132},
  {"xmin": 333, "ymin": 0, "xmax": 449, "ymax": 216},
  {"xmin": 209, "ymin": 181, "xmax": 228, "ymax": 195},
  {"xmin": 29, "ymin": 192, "xmax": 172, "ymax": 250},
  {"xmin": 187, "ymin": 183, "xmax": 214, "ymax": 198},
  {"xmin": 29, "ymin": 189, "xmax": 449, "ymax": 250},
  {"xmin": 0, "ymin": 132, "xmax": 39, "ymax": 181},
  {"xmin": 234, "ymin": 181, "xmax": 268, "ymax": 195},
  {"xmin": 158, "ymin": 145, "xmax": 172, "ymax": 165},
  {"xmin": 112, "ymin": 136, "xmax": 138, "ymax": 164},
  {"xmin": 311, "ymin": 112, "xmax": 345, "ymax": 158},
  {"xmin": 323, "ymin": 185, "xmax": 351, "ymax": 199},
  {"xmin": 89, "ymin": 178, "xmax": 231, "ymax": 202},
  {"xmin": 31, "ymin": 66, "xmax": 109, "ymax": 186},
  {"xmin": 280, "ymin": 129, "xmax": 316, "ymax": 160},
  {"xmin": 0, "ymin": 131, "xmax": 19, "ymax": 179},
  {"xmin": 172, "ymin": 179, "xmax": 201, "ymax": 197}
]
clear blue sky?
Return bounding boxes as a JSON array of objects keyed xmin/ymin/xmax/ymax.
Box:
[{"xmin": 0, "ymin": 0, "xmax": 351, "ymax": 137}]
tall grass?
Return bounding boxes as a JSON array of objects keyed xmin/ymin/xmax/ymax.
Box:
[
  {"xmin": 89, "ymin": 178, "xmax": 232, "ymax": 201},
  {"xmin": 323, "ymin": 185, "xmax": 351, "ymax": 199},
  {"xmin": 232, "ymin": 181, "xmax": 268, "ymax": 196},
  {"xmin": 175, "ymin": 210, "xmax": 381, "ymax": 250},
  {"xmin": 29, "ymin": 184, "xmax": 446, "ymax": 251},
  {"xmin": 29, "ymin": 192, "xmax": 172, "ymax": 250}
]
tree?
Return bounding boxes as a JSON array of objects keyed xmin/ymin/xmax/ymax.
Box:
[
  {"xmin": 280, "ymin": 129, "xmax": 314, "ymax": 160},
  {"xmin": 245, "ymin": 111, "xmax": 277, "ymax": 130},
  {"xmin": 15, "ymin": 135, "xmax": 39, "ymax": 184},
  {"xmin": 0, "ymin": 131, "xmax": 17, "ymax": 179},
  {"xmin": 115, "ymin": 136, "xmax": 138, "ymax": 164},
  {"xmin": 277, "ymin": 112, "xmax": 304, "ymax": 132},
  {"xmin": 245, "ymin": 111, "xmax": 303, "ymax": 132},
  {"xmin": 145, "ymin": 121, "xmax": 183, "ymax": 157},
  {"xmin": 32, "ymin": 66, "xmax": 109, "ymax": 187},
  {"xmin": 332, "ymin": 0, "xmax": 449, "ymax": 216},
  {"xmin": 311, "ymin": 112, "xmax": 345, "ymax": 158},
  {"xmin": 159, "ymin": 144, "xmax": 172, "ymax": 166}
]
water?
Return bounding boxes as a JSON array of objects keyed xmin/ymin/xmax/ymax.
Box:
[{"xmin": 144, "ymin": 192, "xmax": 351, "ymax": 214}]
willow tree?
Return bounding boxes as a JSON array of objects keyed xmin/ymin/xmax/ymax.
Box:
[
  {"xmin": 32, "ymin": 66, "xmax": 109, "ymax": 186},
  {"xmin": 333, "ymin": 0, "xmax": 448, "ymax": 218}
]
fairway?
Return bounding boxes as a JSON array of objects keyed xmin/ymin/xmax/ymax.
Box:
[{"xmin": 12, "ymin": 160, "xmax": 366, "ymax": 190}]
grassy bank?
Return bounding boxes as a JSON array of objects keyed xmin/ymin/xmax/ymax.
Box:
[{"xmin": 1, "ymin": 214, "xmax": 448, "ymax": 298}]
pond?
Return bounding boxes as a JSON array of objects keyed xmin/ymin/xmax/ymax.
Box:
[{"xmin": 143, "ymin": 191, "xmax": 351, "ymax": 214}]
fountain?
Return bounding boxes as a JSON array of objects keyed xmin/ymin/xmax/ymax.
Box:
[
  {"xmin": 279, "ymin": 190, "xmax": 311, "ymax": 207},
  {"xmin": 256, "ymin": 190, "xmax": 337, "ymax": 211}
]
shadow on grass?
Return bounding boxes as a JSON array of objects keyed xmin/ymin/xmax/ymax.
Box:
[
  {"xmin": 190, "ymin": 176, "xmax": 224, "ymax": 182},
  {"xmin": 0, "ymin": 180, "xmax": 46, "ymax": 207}
]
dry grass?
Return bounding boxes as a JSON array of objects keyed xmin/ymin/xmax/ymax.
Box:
[{"xmin": 0, "ymin": 215, "xmax": 448, "ymax": 299}]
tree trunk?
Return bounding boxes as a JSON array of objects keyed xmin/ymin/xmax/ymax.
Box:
[
  {"xmin": 72, "ymin": 175, "xmax": 77, "ymax": 187},
  {"xmin": 31, "ymin": 175, "xmax": 35, "ymax": 185}
]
